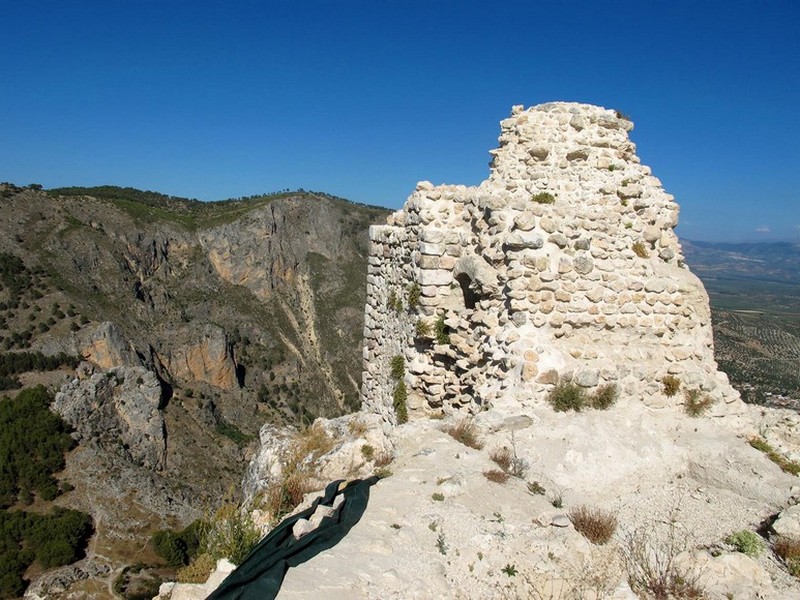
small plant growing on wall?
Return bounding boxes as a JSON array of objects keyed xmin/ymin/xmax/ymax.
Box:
[
  {"xmin": 632, "ymin": 241, "xmax": 649, "ymax": 258},
  {"xmin": 407, "ymin": 282, "xmax": 421, "ymax": 310},
  {"xmin": 531, "ymin": 191, "xmax": 555, "ymax": 204},
  {"xmin": 662, "ymin": 375, "xmax": 681, "ymax": 397},
  {"xmin": 389, "ymin": 354, "xmax": 408, "ymax": 423},
  {"xmin": 390, "ymin": 355, "xmax": 405, "ymax": 380},
  {"xmin": 434, "ymin": 314, "xmax": 450, "ymax": 345},
  {"xmin": 393, "ymin": 381, "xmax": 408, "ymax": 424},
  {"xmin": 684, "ymin": 389, "xmax": 714, "ymax": 417},
  {"xmin": 415, "ymin": 318, "xmax": 432, "ymax": 337}
]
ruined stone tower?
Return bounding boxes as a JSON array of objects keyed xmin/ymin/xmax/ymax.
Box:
[{"xmin": 361, "ymin": 102, "xmax": 739, "ymax": 424}]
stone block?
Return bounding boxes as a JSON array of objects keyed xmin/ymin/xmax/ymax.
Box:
[
  {"xmin": 418, "ymin": 269, "xmax": 452, "ymax": 286},
  {"xmin": 504, "ymin": 231, "xmax": 544, "ymax": 250},
  {"xmin": 419, "ymin": 242, "xmax": 445, "ymax": 255}
]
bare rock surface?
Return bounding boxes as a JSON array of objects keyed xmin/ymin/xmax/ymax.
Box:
[
  {"xmin": 156, "ymin": 323, "xmax": 239, "ymax": 389},
  {"xmin": 183, "ymin": 401, "xmax": 800, "ymax": 599},
  {"xmin": 54, "ymin": 365, "xmax": 167, "ymax": 470}
]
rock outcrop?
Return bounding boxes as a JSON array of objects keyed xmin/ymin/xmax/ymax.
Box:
[
  {"xmin": 54, "ymin": 365, "xmax": 167, "ymax": 470},
  {"xmin": 156, "ymin": 324, "xmax": 239, "ymax": 390},
  {"xmin": 80, "ymin": 321, "xmax": 143, "ymax": 369},
  {"xmin": 361, "ymin": 102, "xmax": 741, "ymax": 423}
]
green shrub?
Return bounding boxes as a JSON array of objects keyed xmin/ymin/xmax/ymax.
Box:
[
  {"xmin": 215, "ymin": 420, "xmax": 253, "ymax": 446},
  {"xmin": 415, "ymin": 318, "xmax": 431, "ymax": 337},
  {"xmin": 547, "ymin": 381, "xmax": 587, "ymax": 412},
  {"xmin": 0, "ymin": 385, "xmax": 74, "ymax": 507},
  {"xmin": 749, "ymin": 437, "xmax": 800, "ymax": 475},
  {"xmin": 531, "ymin": 192, "xmax": 555, "ymax": 204},
  {"xmin": 407, "ymin": 283, "xmax": 421, "ymax": 310},
  {"xmin": 0, "ymin": 507, "xmax": 93, "ymax": 597},
  {"xmin": 662, "ymin": 375, "xmax": 681, "ymax": 397},
  {"xmin": 725, "ymin": 530, "xmax": 763, "ymax": 557},
  {"xmin": 393, "ymin": 381, "xmax": 408, "ymax": 424},
  {"xmin": 590, "ymin": 384, "xmax": 618, "ymax": 409},
  {"xmin": 152, "ymin": 520, "xmax": 203, "ymax": 567},
  {"xmin": 683, "ymin": 389, "xmax": 714, "ymax": 417},
  {"xmin": 502, "ymin": 564, "xmax": 518, "ymax": 577},
  {"xmin": 434, "ymin": 314, "xmax": 450, "ymax": 345},
  {"xmin": 387, "ymin": 290, "xmax": 401, "ymax": 313},
  {"xmin": 201, "ymin": 503, "xmax": 261, "ymax": 566},
  {"xmin": 431, "ymin": 492, "xmax": 444, "ymax": 502},
  {"xmin": 632, "ymin": 241, "xmax": 649, "ymax": 258},
  {"xmin": 360, "ymin": 444, "xmax": 375, "ymax": 461},
  {"xmin": 390, "ymin": 355, "xmax": 405, "ymax": 380}
]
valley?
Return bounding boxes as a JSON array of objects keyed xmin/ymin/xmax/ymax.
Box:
[
  {"xmin": 0, "ymin": 182, "xmax": 389, "ymax": 598},
  {"xmin": 683, "ymin": 239, "xmax": 800, "ymax": 408}
]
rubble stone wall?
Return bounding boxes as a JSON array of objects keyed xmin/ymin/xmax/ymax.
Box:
[{"xmin": 361, "ymin": 102, "xmax": 739, "ymax": 424}]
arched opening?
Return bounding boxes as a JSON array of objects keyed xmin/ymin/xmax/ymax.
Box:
[{"xmin": 456, "ymin": 273, "xmax": 480, "ymax": 309}]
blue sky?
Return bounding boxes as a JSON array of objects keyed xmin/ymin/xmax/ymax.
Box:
[{"xmin": 1, "ymin": 1, "xmax": 797, "ymax": 242}]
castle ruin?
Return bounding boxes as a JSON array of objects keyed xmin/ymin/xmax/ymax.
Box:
[{"xmin": 360, "ymin": 102, "xmax": 740, "ymax": 423}]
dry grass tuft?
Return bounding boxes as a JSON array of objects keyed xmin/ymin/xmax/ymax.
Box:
[
  {"xmin": 622, "ymin": 517, "xmax": 705, "ymax": 599},
  {"xmin": 590, "ymin": 383, "xmax": 618, "ymax": 410},
  {"xmin": 263, "ymin": 471, "xmax": 312, "ymax": 522},
  {"xmin": 661, "ymin": 375, "xmax": 681, "ymax": 397},
  {"xmin": 292, "ymin": 422, "xmax": 336, "ymax": 462},
  {"xmin": 483, "ymin": 469, "xmax": 510, "ymax": 484},
  {"xmin": 632, "ymin": 241, "xmax": 650, "ymax": 258},
  {"xmin": 373, "ymin": 451, "xmax": 394, "ymax": 467},
  {"xmin": 260, "ymin": 422, "xmax": 337, "ymax": 523},
  {"xmin": 442, "ymin": 419, "xmax": 484, "ymax": 450},
  {"xmin": 683, "ymin": 389, "xmax": 714, "ymax": 417},
  {"xmin": 490, "ymin": 446, "xmax": 513, "ymax": 472},
  {"xmin": 347, "ymin": 416, "xmax": 368, "ymax": 437},
  {"xmin": 569, "ymin": 505, "xmax": 617, "ymax": 545},
  {"xmin": 775, "ymin": 537, "xmax": 800, "ymax": 577}
]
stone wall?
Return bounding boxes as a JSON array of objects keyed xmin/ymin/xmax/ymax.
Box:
[{"xmin": 361, "ymin": 102, "xmax": 739, "ymax": 424}]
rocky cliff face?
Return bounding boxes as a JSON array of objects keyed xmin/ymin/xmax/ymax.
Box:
[
  {"xmin": 0, "ymin": 184, "xmax": 389, "ymax": 597},
  {"xmin": 361, "ymin": 102, "xmax": 740, "ymax": 423}
]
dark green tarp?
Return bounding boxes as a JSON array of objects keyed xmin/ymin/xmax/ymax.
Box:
[{"xmin": 207, "ymin": 477, "xmax": 378, "ymax": 600}]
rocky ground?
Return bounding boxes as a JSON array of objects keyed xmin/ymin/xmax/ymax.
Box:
[{"xmin": 167, "ymin": 396, "xmax": 800, "ymax": 599}]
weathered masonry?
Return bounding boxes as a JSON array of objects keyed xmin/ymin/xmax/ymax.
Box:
[{"xmin": 361, "ymin": 102, "xmax": 739, "ymax": 424}]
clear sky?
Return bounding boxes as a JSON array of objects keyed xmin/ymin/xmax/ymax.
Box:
[{"xmin": 1, "ymin": 1, "xmax": 797, "ymax": 242}]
